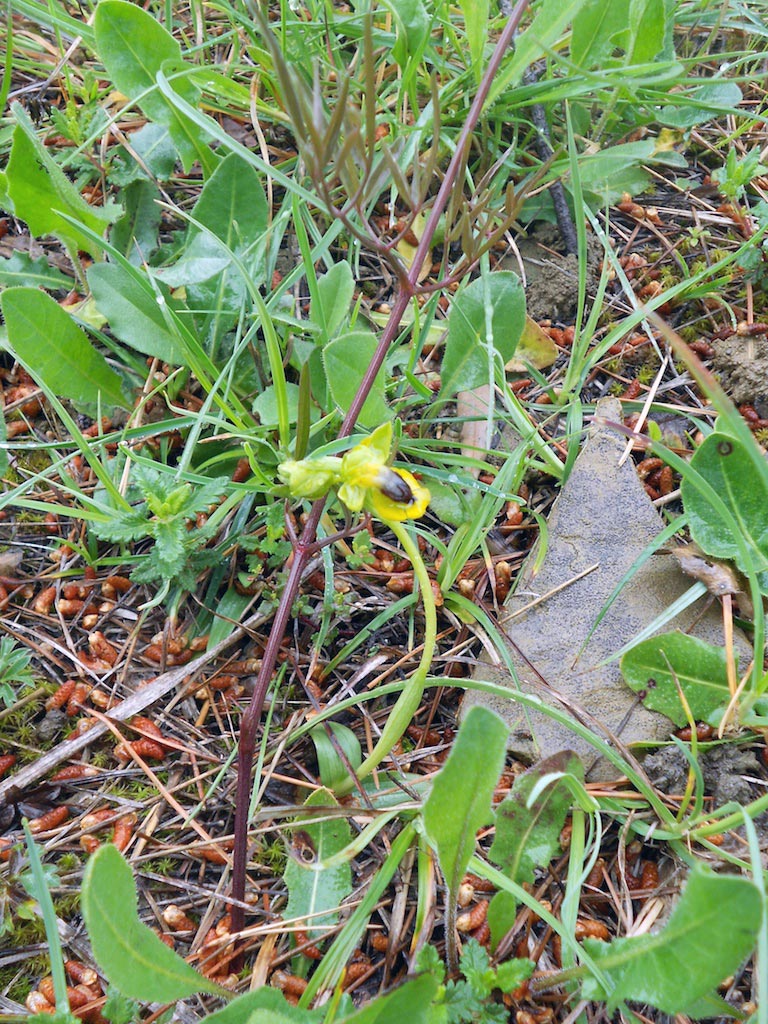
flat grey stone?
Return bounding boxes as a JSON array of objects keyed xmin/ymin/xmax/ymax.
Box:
[{"xmin": 464, "ymin": 398, "xmax": 751, "ymax": 780}]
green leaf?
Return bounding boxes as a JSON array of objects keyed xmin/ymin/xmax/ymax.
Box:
[
  {"xmin": 489, "ymin": 751, "xmax": 582, "ymax": 885},
  {"xmin": 571, "ymin": 0, "xmax": 630, "ymax": 69},
  {"xmin": 82, "ymin": 845, "xmax": 221, "ymax": 1000},
  {"xmin": 88, "ymin": 263, "xmax": 185, "ymax": 364},
  {"xmin": 112, "ymin": 123, "xmax": 177, "ymax": 185},
  {"xmin": 0, "ymin": 252, "xmax": 73, "ymax": 290},
  {"xmin": 284, "ymin": 788, "xmax": 353, "ymax": 942},
  {"xmin": 495, "ymin": 957, "xmax": 535, "ymax": 993},
  {"xmin": 203, "ymin": 989, "xmax": 321, "ymax": 1024},
  {"xmin": 110, "ymin": 179, "xmax": 162, "ymax": 264},
  {"xmin": 336, "ymin": 974, "xmax": 439, "ymax": 1024},
  {"xmin": 626, "ymin": 0, "xmax": 671, "ymax": 64},
  {"xmin": 457, "ymin": 0, "xmax": 489, "ymax": 80},
  {"xmin": 207, "ymin": 586, "xmax": 254, "ymax": 650},
  {"xmin": 312, "ymin": 261, "xmax": 355, "ymax": 341},
  {"xmin": 0, "ymin": 287, "xmax": 130, "ymax": 412},
  {"xmin": 93, "ymin": 0, "xmax": 215, "ymax": 174},
  {"xmin": 682, "ymin": 431, "xmax": 768, "ymax": 589},
  {"xmin": 188, "ymin": 151, "xmax": 268, "ymax": 258},
  {"xmin": 440, "ymin": 272, "xmax": 525, "ymax": 399},
  {"xmin": 422, "ymin": 706, "xmax": 508, "ymax": 900},
  {"xmin": 581, "ymin": 867, "xmax": 761, "ymax": 1013},
  {"xmin": 659, "ymin": 82, "xmax": 743, "ymax": 129},
  {"xmin": 620, "ymin": 631, "xmax": 732, "ymax": 726},
  {"xmin": 310, "ymin": 722, "xmax": 362, "ymax": 790},
  {"xmin": 253, "ymin": 383, "xmax": 302, "ymax": 426},
  {"xmin": 323, "ymin": 331, "xmax": 391, "ymax": 428},
  {"xmin": 6, "ymin": 104, "xmax": 118, "ymax": 257},
  {"xmin": 381, "ymin": 0, "xmax": 430, "ymax": 69}
]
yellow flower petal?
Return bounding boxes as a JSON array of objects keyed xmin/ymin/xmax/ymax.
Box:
[{"xmin": 368, "ymin": 469, "xmax": 430, "ymax": 521}]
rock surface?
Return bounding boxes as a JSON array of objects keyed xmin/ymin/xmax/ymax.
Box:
[{"xmin": 464, "ymin": 397, "xmax": 751, "ymax": 780}]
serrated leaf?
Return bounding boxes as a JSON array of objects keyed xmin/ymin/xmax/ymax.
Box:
[
  {"xmin": 88, "ymin": 262, "xmax": 185, "ymax": 364},
  {"xmin": 7, "ymin": 104, "xmax": 118, "ymax": 257},
  {"xmin": 82, "ymin": 845, "xmax": 221, "ymax": 1000},
  {"xmin": 93, "ymin": 0, "xmax": 216, "ymax": 174},
  {"xmin": 581, "ymin": 867, "xmax": 761, "ymax": 1013},
  {"xmin": 682, "ymin": 431, "xmax": 768, "ymax": 591},
  {"xmin": 323, "ymin": 331, "xmax": 391, "ymax": 428},
  {"xmin": 0, "ymin": 287, "xmax": 130, "ymax": 412},
  {"xmin": 284, "ymin": 788, "xmax": 353, "ymax": 942},
  {"xmin": 422, "ymin": 706, "xmax": 508, "ymax": 900},
  {"xmin": 620, "ymin": 631, "xmax": 732, "ymax": 726},
  {"xmin": 440, "ymin": 272, "xmax": 526, "ymax": 399},
  {"xmin": 0, "ymin": 252, "xmax": 73, "ymax": 290}
]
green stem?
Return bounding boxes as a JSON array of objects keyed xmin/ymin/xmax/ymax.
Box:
[{"xmin": 335, "ymin": 520, "xmax": 437, "ymax": 795}]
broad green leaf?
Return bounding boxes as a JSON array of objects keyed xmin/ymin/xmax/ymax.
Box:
[
  {"xmin": 163, "ymin": 153, "xmax": 268, "ymax": 349},
  {"xmin": 422, "ymin": 706, "xmax": 508, "ymax": 900},
  {"xmin": 323, "ymin": 331, "xmax": 391, "ymax": 428},
  {"xmin": 620, "ymin": 631, "xmax": 732, "ymax": 726},
  {"xmin": 188, "ymin": 151, "xmax": 268, "ymax": 256},
  {"xmin": 0, "ymin": 287, "xmax": 130, "ymax": 412},
  {"xmin": 203, "ymin": 989, "xmax": 321, "ymax": 1024},
  {"xmin": 581, "ymin": 867, "xmax": 761, "ymax": 1013},
  {"xmin": 310, "ymin": 722, "xmax": 362, "ymax": 790},
  {"xmin": 659, "ymin": 82, "xmax": 743, "ymax": 129},
  {"xmin": 682, "ymin": 431, "xmax": 768, "ymax": 590},
  {"xmin": 253, "ymin": 383, "xmax": 302, "ymax": 426},
  {"xmin": 112, "ymin": 123, "xmax": 177, "ymax": 185},
  {"xmin": 93, "ymin": 0, "xmax": 215, "ymax": 174},
  {"xmin": 440, "ymin": 272, "xmax": 525, "ymax": 399},
  {"xmin": 487, "ymin": 751, "xmax": 582, "ymax": 946},
  {"xmin": 312, "ymin": 262, "xmax": 355, "ymax": 341},
  {"xmin": 626, "ymin": 0, "xmax": 671, "ymax": 64},
  {"xmin": 381, "ymin": 0, "xmax": 430, "ymax": 69},
  {"xmin": 0, "ymin": 252, "xmax": 73, "ymax": 290},
  {"xmin": 110, "ymin": 179, "xmax": 162, "ymax": 264},
  {"xmin": 88, "ymin": 263, "xmax": 184, "ymax": 364},
  {"xmin": 489, "ymin": 751, "xmax": 582, "ymax": 885},
  {"xmin": 284, "ymin": 788, "xmax": 353, "ymax": 942},
  {"xmin": 571, "ymin": 0, "xmax": 630, "ymax": 69},
  {"xmin": 82, "ymin": 845, "xmax": 221, "ymax": 1000},
  {"xmin": 336, "ymin": 974, "xmax": 439, "ymax": 1024},
  {"xmin": 6, "ymin": 104, "xmax": 118, "ymax": 257}
]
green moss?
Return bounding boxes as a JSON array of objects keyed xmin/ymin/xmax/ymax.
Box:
[
  {"xmin": 254, "ymin": 839, "xmax": 287, "ymax": 873},
  {"xmin": 54, "ymin": 892, "xmax": 81, "ymax": 918}
]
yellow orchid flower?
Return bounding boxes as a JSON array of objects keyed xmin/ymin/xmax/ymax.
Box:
[{"xmin": 278, "ymin": 423, "xmax": 430, "ymax": 522}]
